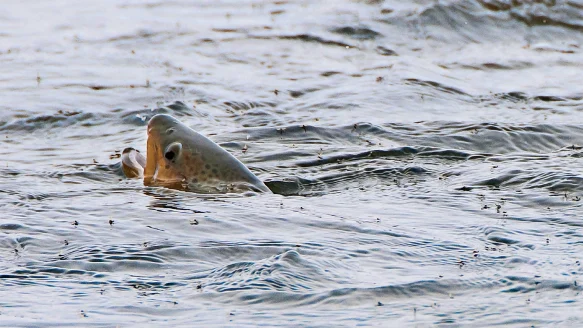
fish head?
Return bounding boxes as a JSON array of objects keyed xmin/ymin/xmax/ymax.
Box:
[
  {"xmin": 144, "ymin": 114, "xmax": 193, "ymax": 189},
  {"xmin": 143, "ymin": 113, "xmax": 271, "ymax": 193}
]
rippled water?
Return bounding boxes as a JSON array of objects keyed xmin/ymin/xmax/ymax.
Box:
[{"xmin": 2, "ymin": 0, "xmax": 583, "ymax": 326}]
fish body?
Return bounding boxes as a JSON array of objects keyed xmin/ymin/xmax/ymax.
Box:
[{"xmin": 121, "ymin": 114, "xmax": 270, "ymax": 193}]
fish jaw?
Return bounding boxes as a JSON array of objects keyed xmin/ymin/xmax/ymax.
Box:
[
  {"xmin": 143, "ymin": 130, "xmax": 159, "ymax": 186},
  {"xmin": 143, "ymin": 122, "xmax": 186, "ymax": 188}
]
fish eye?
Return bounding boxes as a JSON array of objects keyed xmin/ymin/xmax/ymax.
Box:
[
  {"xmin": 164, "ymin": 142, "xmax": 182, "ymax": 163},
  {"xmin": 166, "ymin": 128, "xmax": 175, "ymax": 135},
  {"xmin": 165, "ymin": 150, "xmax": 175, "ymax": 161}
]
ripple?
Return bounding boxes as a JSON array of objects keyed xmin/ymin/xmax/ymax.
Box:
[
  {"xmin": 330, "ymin": 26, "xmax": 382, "ymax": 40},
  {"xmin": 277, "ymin": 34, "xmax": 354, "ymax": 48},
  {"xmin": 2, "ymin": 0, "xmax": 583, "ymax": 326},
  {"xmin": 0, "ymin": 112, "xmax": 101, "ymax": 132}
]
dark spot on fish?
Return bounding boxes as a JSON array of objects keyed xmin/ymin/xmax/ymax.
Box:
[
  {"xmin": 212, "ymin": 168, "xmax": 218, "ymax": 174},
  {"xmin": 201, "ymin": 170, "xmax": 206, "ymax": 176},
  {"xmin": 192, "ymin": 178, "xmax": 198, "ymax": 183},
  {"xmin": 205, "ymin": 164, "xmax": 210, "ymax": 169},
  {"xmin": 165, "ymin": 164, "xmax": 170, "ymax": 169}
]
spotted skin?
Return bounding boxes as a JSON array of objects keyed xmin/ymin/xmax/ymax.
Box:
[{"xmin": 122, "ymin": 114, "xmax": 270, "ymax": 193}]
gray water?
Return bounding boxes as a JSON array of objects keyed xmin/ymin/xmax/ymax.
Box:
[{"xmin": 2, "ymin": 0, "xmax": 583, "ymax": 326}]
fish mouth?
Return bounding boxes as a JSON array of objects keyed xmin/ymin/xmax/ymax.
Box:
[
  {"xmin": 144, "ymin": 116, "xmax": 165, "ymax": 184},
  {"xmin": 147, "ymin": 122, "xmax": 157, "ymax": 136},
  {"xmin": 144, "ymin": 132, "xmax": 160, "ymax": 185},
  {"xmin": 143, "ymin": 127, "xmax": 186, "ymax": 189},
  {"xmin": 147, "ymin": 123, "xmax": 158, "ymax": 138}
]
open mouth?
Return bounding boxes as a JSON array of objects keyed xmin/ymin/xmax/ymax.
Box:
[
  {"xmin": 144, "ymin": 131, "xmax": 186, "ymax": 189},
  {"xmin": 144, "ymin": 131, "xmax": 160, "ymax": 184}
]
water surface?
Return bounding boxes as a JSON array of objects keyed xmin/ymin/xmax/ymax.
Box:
[{"xmin": 2, "ymin": 0, "xmax": 583, "ymax": 326}]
